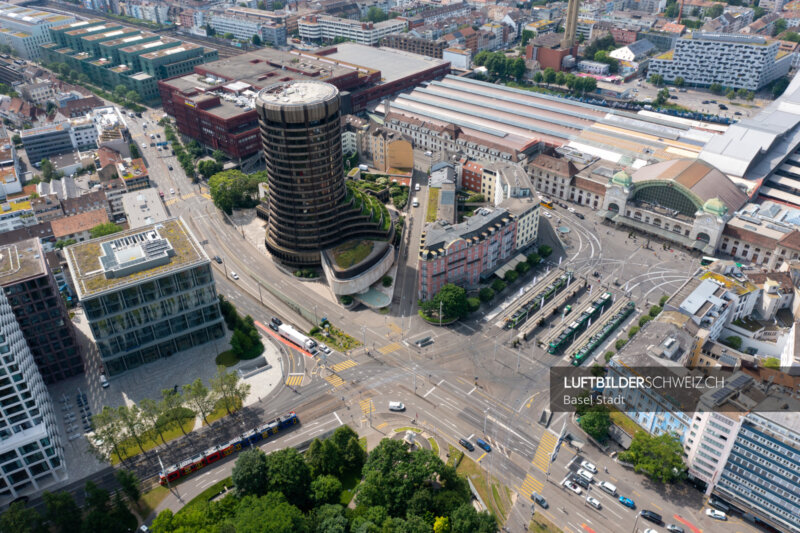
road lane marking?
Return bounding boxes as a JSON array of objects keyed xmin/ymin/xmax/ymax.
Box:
[
  {"xmin": 285, "ymin": 374, "xmax": 304, "ymax": 387},
  {"xmin": 325, "ymin": 375, "xmax": 344, "ymax": 388},
  {"xmin": 332, "ymin": 359, "xmax": 357, "ymax": 372},
  {"xmin": 517, "ymin": 474, "xmax": 543, "ymax": 498},
  {"xmin": 468, "ymin": 386, "xmax": 477, "ymax": 395},
  {"xmin": 651, "ymin": 503, "xmax": 662, "ymax": 511},
  {"xmin": 378, "ymin": 342, "xmax": 402, "ymax": 354},
  {"xmin": 375, "ymin": 422, "xmax": 387, "ymax": 429},
  {"xmin": 423, "ymin": 387, "xmax": 435, "ymax": 398},
  {"xmin": 437, "ymin": 379, "xmax": 445, "ymax": 386},
  {"xmin": 581, "ymin": 524, "xmax": 596, "ymax": 533},
  {"xmin": 359, "ymin": 398, "xmax": 374, "ymax": 416},
  {"xmin": 476, "ymin": 452, "xmax": 487, "ymax": 462},
  {"xmin": 532, "ymin": 430, "xmax": 558, "ymax": 473},
  {"xmin": 333, "ymin": 412, "xmax": 342, "ymax": 425}
]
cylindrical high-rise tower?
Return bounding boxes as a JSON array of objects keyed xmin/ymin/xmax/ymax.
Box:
[{"xmin": 256, "ymin": 80, "xmax": 347, "ymax": 267}]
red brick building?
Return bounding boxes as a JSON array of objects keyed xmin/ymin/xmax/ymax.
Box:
[
  {"xmin": 461, "ymin": 158, "xmax": 484, "ymax": 192},
  {"xmin": 526, "ymin": 34, "xmax": 577, "ymax": 72}
]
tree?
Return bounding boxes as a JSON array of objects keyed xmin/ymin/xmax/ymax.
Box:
[
  {"xmin": 116, "ymin": 404, "xmax": 146, "ymax": 455},
  {"xmin": 138, "ymin": 398, "xmax": 168, "ymax": 446},
  {"xmin": 310, "ymin": 474, "xmax": 342, "ymax": 505},
  {"xmin": 619, "ymin": 432, "xmax": 686, "ymax": 483},
  {"xmin": 11, "ymin": 133, "xmax": 20, "ymax": 145},
  {"xmin": 212, "ymin": 149, "xmax": 226, "ymax": 162},
  {"xmin": 224, "ymin": 32, "xmax": 235, "ymax": 40},
  {"xmin": 161, "ymin": 388, "xmax": 191, "ymax": 437},
  {"xmin": 42, "ymin": 491, "xmax": 82, "ymax": 533},
  {"xmin": 449, "ymin": 504, "xmax": 497, "ymax": 533},
  {"xmin": 648, "ymin": 74, "xmax": 664, "ymax": 86},
  {"xmin": 543, "ymin": 67, "xmax": 556, "ymax": 86},
  {"xmin": 510, "ymin": 57, "xmax": 526, "ymax": 80},
  {"xmin": 726, "ymin": 89, "xmax": 736, "ymax": 100},
  {"xmin": 532, "ymin": 71, "xmax": 543, "ymax": 84},
  {"xmin": 434, "ymin": 516, "xmax": 451, "ymax": 533},
  {"xmin": 331, "ymin": 424, "xmax": 365, "ymax": 475},
  {"xmin": 40, "ymin": 158, "xmax": 57, "ymax": 182},
  {"xmin": 491, "ymin": 279, "xmax": 506, "ymax": 292},
  {"xmin": 124, "ymin": 90, "xmax": 140, "ymax": 104},
  {"xmin": 527, "ymin": 252, "xmax": 541, "ymax": 266},
  {"xmin": 580, "ymin": 405, "xmax": 611, "ymax": 440},
  {"xmin": 58, "ymin": 63, "xmax": 71, "ymax": 77},
  {"xmin": 774, "ymin": 18, "xmax": 788, "ymax": 36},
  {"xmin": 754, "ymin": 5, "xmax": 766, "ymax": 19},
  {"xmin": 654, "ymin": 88, "xmax": 670, "ymax": 106},
  {"xmin": 183, "ymin": 378, "xmax": 216, "ymax": 426},
  {"xmin": 593, "ymin": 50, "xmax": 618, "ymax": 73},
  {"xmin": 772, "ymin": 76, "xmax": 790, "ymax": 97},
  {"xmin": 89, "ymin": 222, "xmax": 123, "ymax": 239},
  {"xmin": 709, "ymin": 82, "xmax": 724, "ymax": 95},
  {"xmin": 521, "ymin": 29, "xmax": 534, "ymax": 46},
  {"xmin": 113, "ymin": 84, "xmax": 128, "ymax": 100},
  {"xmin": 0, "ymin": 502, "xmax": 44, "ymax": 533},
  {"xmin": 252, "ymin": 34, "xmax": 262, "ymax": 46},
  {"xmin": 674, "ymin": 76, "xmax": 684, "ymax": 87},
  {"xmin": 478, "ymin": 287, "xmax": 494, "ymax": 302},
  {"xmin": 91, "ymin": 406, "xmax": 125, "ymax": 464},
  {"xmin": 129, "ymin": 142, "xmax": 140, "ymax": 159},
  {"xmin": 764, "ymin": 357, "xmax": 780, "ymax": 369},
  {"xmin": 555, "ymin": 71, "xmax": 566, "ymax": 86},
  {"xmin": 649, "ymin": 305, "xmax": 662, "ymax": 317},
  {"xmin": 427, "ymin": 283, "xmax": 470, "ymax": 319},
  {"xmin": 538, "ymin": 245, "xmax": 552, "ymax": 257},
  {"xmin": 262, "ymin": 447, "xmax": 311, "ymax": 508},
  {"xmin": 235, "ymin": 493, "xmax": 307, "ymax": 533},
  {"xmin": 724, "ymin": 335, "xmax": 742, "ymax": 350},
  {"xmin": 783, "ymin": 31, "xmax": 800, "ymax": 42},
  {"xmin": 232, "ymin": 448, "xmax": 270, "ymax": 496},
  {"xmin": 365, "ymin": 6, "xmax": 388, "ymax": 22},
  {"xmin": 55, "ymin": 239, "xmax": 77, "ymax": 250},
  {"xmin": 706, "ymin": 2, "xmax": 724, "ymax": 18},
  {"xmin": 210, "ymin": 365, "xmax": 251, "ymax": 414},
  {"xmin": 306, "ymin": 438, "xmax": 339, "ymax": 479},
  {"xmin": 114, "ymin": 469, "xmax": 141, "ymax": 505},
  {"xmin": 78, "ymin": 73, "xmax": 89, "ymax": 84},
  {"xmin": 197, "ymin": 159, "xmax": 223, "ymax": 181}
]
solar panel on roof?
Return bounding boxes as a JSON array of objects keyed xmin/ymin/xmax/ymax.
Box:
[
  {"xmin": 710, "ymin": 387, "xmax": 732, "ymax": 402},
  {"xmin": 719, "ymin": 354, "xmax": 738, "ymax": 367},
  {"xmin": 729, "ymin": 374, "xmax": 753, "ymax": 389}
]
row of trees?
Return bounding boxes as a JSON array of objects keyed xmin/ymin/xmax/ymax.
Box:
[
  {"xmin": 473, "ymin": 51, "xmax": 526, "ymax": 80},
  {"xmin": 151, "ymin": 429, "xmax": 497, "ymax": 533},
  {"xmin": 208, "ymin": 169, "xmax": 269, "ymax": 214},
  {"xmin": 1, "ymin": 475, "xmax": 142, "ymax": 533},
  {"xmin": 218, "ymin": 295, "xmax": 265, "ymax": 361},
  {"xmin": 162, "ymin": 122, "xmax": 197, "ymax": 179},
  {"xmin": 89, "ymin": 222, "xmax": 124, "ymax": 239},
  {"xmin": 533, "ymin": 68, "xmax": 598, "ymax": 95},
  {"xmin": 90, "ymin": 366, "xmax": 249, "ymax": 464}
]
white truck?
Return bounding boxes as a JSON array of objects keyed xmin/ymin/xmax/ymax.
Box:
[{"xmin": 278, "ymin": 324, "xmax": 317, "ymax": 351}]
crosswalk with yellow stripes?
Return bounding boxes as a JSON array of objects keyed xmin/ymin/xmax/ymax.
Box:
[
  {"xmin": 201, "ymin": 193, "xmax": 212, "ymax": 200},
  {"xmin": 532, "ymin": 430, "xmax": 558, "ymax": 473},
  {"xmin": 285, "ymin": 374, "xmax": 303, "ymax": 387},
  {"xmin": 388, "ymin": 322, "xmax": 402, "ymax": 335},
  {"xmin": 359, "ymin": 398, "xmax": 374, "ymax": 416},
  {"xmin": 325, "ymin": 374, "xmax": 344, "ymax": 388},
  {"xmin": 378, "ymin": 342, "xmax": 402, "ymax": 355},
  {"xmin": 164, "ymin": 192, "xmax": 197, "ymax": 207},
  {"xmin": 519, "ymin": 474, "xmax": 544, "ymax": 500},
  {"xmin": 332, "ymin": 359, "xmax": 357, "ymax": 372}
]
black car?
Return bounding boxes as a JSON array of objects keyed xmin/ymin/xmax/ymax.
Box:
[
  {"xmin": 458, "ymin": 438, "xmax": 475, "ymax": 452},
  {"xmin": 702, "ymin": 100, "xmax": 710, "ymax": 104},
  {"xmin": 669, "ymin": 95, "xmax": 678, "ymax": 100},
  {"xmin": 576, "ymin": 213, "xmax": 585, "ymax": 220},
  {"xmin": 168, "ymin": 165, "xmax": 173, "ymax": 170},
  {"xmin": 268, "ymin": 322, "xmax": 278, "ymax": 332},
  {"xmin": 718, "ymin": 104, "xmax": 728, "ymax": 110},
  {"xmin": 213, "ymin": 255, "xmax": 222, "ymax": 264},
  {"xmin": 570, "ymin": 474, "xmax": 590, "ymax": 489},
  {"xmin": 640, "ymin": 510, "xmax": 663, "ymax": 525},
  {"xmin": 271, "ymin": 316, "xmax": 282, "ymax": 326}
]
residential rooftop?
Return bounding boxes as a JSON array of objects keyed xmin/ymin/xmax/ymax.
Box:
[
  {"xmin": 420, "ymin": 207, "xmax": 514, "ymax": 256},
  {"xmin": 0, "ymin": 238, "xmax": 45, "ymax": 286},
  {"xmin": 64, "ymin": 217, "xmax": 208, "ymax": 299},
  {"xmin": 321, "ymin": 43, "xmax": 449, "ymax": 84}
]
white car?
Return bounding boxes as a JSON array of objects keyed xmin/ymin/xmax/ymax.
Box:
[
  {"xmin": 319, "ymin": 344, "xmax": 332, "ymax": 354},
  {"xmin": 141, "ymin": 143, "xmax": 147, "ymax": 149},
  {"xmin": 577, "ymin": 469, "xmax": 594, "ymax": 483},
  {"xmin": 564, "ymin": 480, "xmax": 582, "ymax": 495},
  {"xmin": 580, "ymin": 460, "xmax": 597, "ymax": 474},
  {"xmin": 543, "ymin": 211, "xmax": 552, "ymax": 218},
  {"xmin": 644, "ymin": 529, "xmax": 658, "ymax": 533},
  {"xmin": 230, "ymin": 272, "xmax": 239, "ymax": 280},
  {"xmin": 568, "ymin": 207, "xmax": 576, "ymax": 213},
  {"xmin": 586, "ymin": 496, "xmax": 602, "ymax": 510},
  {"xmin": 169, "ymin": 188, "xmax": 175, "ymax": 195},
  {"xmin": 388, "ymin": 401, "xmax": 405, "ymax": 411},
  {"xmin": 706, "ymin": 509, "xmax": 727, "ymax": 520}
]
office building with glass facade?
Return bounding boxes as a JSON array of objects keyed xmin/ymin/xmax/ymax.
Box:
[{"xmin": 64, "ymin": 217, "xmax": 224, "ymax": 376}]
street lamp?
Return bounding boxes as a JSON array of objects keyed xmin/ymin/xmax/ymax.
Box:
[{"xmin": 630, "ymin": 512, "xmax": 640, "ymax": 533}]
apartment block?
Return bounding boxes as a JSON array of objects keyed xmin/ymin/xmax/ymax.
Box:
[
  {"xmin": 381, "ymin": 33, "xmax": 446, "ymax": 58},
  {"xmin": 65, "ymin": 218, "xmax": 224, "ymax": 376},
  {"xmin": 0, "ymin": 2, "xmax": 75, "ymax": 60},
  {"xmin": 0, "ymin": 238, "xmax": 81, "ymax": 384},
  {"xmin": 20, "ymin": 122, "xmax": 72, "ymax": 163},
  {"xmin": 418, "ymin": 208, "xmax": 517, "ymax": 299},
  {"xmin": 40, "ymin": 21, "xmax": 218, "ymax": 103},
  {"xmin": 208, "ymin": 13, "xmax": 286, "ymax": 46},
  {"xmin": 0, "ymin": 287, "xmax": 65, "ymax": 502},
  {"xmin": 649, "ymin": 33, "xmax": 792, "ymax": 91},
  {"xmin": 298, "ymin": 15, "xmax": 407, "ymax": 45}
]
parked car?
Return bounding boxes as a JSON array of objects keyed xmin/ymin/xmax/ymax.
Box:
[
  {"xmin": 231, "ymin": 272, "xmax": 239, "ymax": 280},
  {"xmin": 543, "ymin": 211, "xmax": 552, "ymax": 218},
  {"xmin": 586, "ymin": 496, "xmax": 602, "ymax": 510},
  {"xmin": 666, "ymin": 524, "xmax": 684, "ymax": 533},
  {"xmin": 640, "ymin": 510, "xmax": 662, "ymax": 525},
  {"xmin": 568, "ymin": 207, "xmax": 576, "ymax": 213},
  {"xmin": 268, "ymin": 322, "xmax": 278, "ymax": 332},
  {"xmin": 319, "ymin": 344, "xmax": 332, "ymax": 354},
  {"xmin": 415, "ymin": 183, "xmax": 420, "ymax": 191},
  {"xmin": 458, "ymin": 438, "xmax": 474, "ymax": 452},
  {"xmin": 271, "ymin": 317, "xmax": 282, "ymax": 326},
  {"xmin": 169, "ymin": 188, "xmax": 175, "ymax": 195},
  {"xmin": 619, "ymin": 496, "xmax": 635, "ymax": 509},
  {"xmin": 705, "ymin": 509, "xmax": 727, "ymax": 521},
  {"xmin": 531, "ymin": 492, "xmax": 548, "ymax": 508},
  {"xmin": 576, "ymin": 213, "xmax": 585, "ymax": 220},
  {"xmin": 571, "ymin": 474, "xmax": 589, "ymax": 489},
  {"xmin": 168, "ymin": 165, "xmax": 173, "ymax": 170},
  {"xmin": 577, "ymin": 469, "xmax": 594, "ymax": 483},
  {"xmin": 598, "ymin": 481, "xmax": 616, "ymax": 495},
  {"xmin": 564, "ymin": 481, "xmax": 582, "ymax": 495},
  {"xmin": 580, "ymin": 460, "xmax": 597, "ymax": 474},
  {"xmin": 389, "ymin": 401, "xmax": 405, "ymax": 411},
  {"xmin": 213, "ymin": 255, "xmax": 222, "ymax": 264}
]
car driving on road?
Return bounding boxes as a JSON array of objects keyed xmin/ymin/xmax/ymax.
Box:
[
  {"xmin": 619, "ymin": 496, "xmax": 635, "ymax": 509},
  {"xmin": 586, "ymin": 496, "xmax": 601, "ymax": 510},
  {"xmin": 564, "ymin": 481, "xmax": 582, "ymax": 495},
  {"xmin": 706, "ymin": 509, "xmax": 726, "ymax": 521},
  {"xmin": 458, "ymin": 438, "xmax": 474, "ymax": 451}
]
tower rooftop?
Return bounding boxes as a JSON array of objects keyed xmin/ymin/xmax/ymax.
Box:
[{"xmin": 257, "ymin": 80, "xmax": 338, "ymax": 106}]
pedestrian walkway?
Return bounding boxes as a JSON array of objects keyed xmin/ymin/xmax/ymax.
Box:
[
  {"xmin": 325, "ymin": 374, "xmax": 345, "ymax": 388},
  {"xmin": 360, "ymin": 398, "xmax": 374, "ymax": 416},
  {"xmin": 532, "ymin": 430, "xmax": 558, "ymax": 473},
  {"xmin": 518, "ymin": 474, "xmax": 544, "ymax": 500},
  {"xmin": 332, "ymin": 359, "xmax": 357, "ymax": 372},
  {"xmin": 378, "ymin": 342, "xmax": 402, "ymax": 355},
  {"xmin": 388, "ymin": 322, "xmax": 402, "ymax": 335},
  {"xmin": 285, "ymin": 374, "xmax": 303, "ymax": 386}
]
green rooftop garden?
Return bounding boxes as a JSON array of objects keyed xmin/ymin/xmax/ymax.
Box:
[{"xmin": 331, "ymin": 240, "xmax": 374, "ymax": 269}]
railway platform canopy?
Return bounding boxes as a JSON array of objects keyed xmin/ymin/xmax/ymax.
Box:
[{"xmin": 491, "ymin": 253, "xmax": 528, "ymax": 279}]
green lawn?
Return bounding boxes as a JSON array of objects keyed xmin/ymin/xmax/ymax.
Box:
[
  {"xmin": 393, "ymin": 427, "xmax": 422, "ymax": 433},
  {"xmin": 215, "ymin": 350, "xmax": 238, "ymax": 367},
  {"xmin": 203, "ymin": 397, "xmax": 242, "ymax": 426},
  {"xmin": 426, "ymin": 188, "xmax": 439, "ymax": 223},
  {"xmin": 332, "ymin": 240, "xmax": 374, "ymax": 268},
  {"xmin": 456, "ymin": 457, "xmax": 510, "ymax": 523},
  {"xmin": 338, "ymin": 468, "xmax": 361, "ymax": 506},
  {"xmin": 428, "ymin": 437, "xmax": 440, "ymax": 456},
  {"xmin": 175, "ymin": 477, "xmax": 231, "ymax": 516},
  {"xmin": 139, "ymin": 485, "xmax": 169, "ymax": 518},
  {"xmin": 446, "ymin": 445, "xmax": 463, "ymax": 468},
  {"xmin": 530, "ymin": 514, "xmax": 563, "ymax": 532},
  {"xmin": 112, "ymin": 415, "xmax": 196, "ymax": 465},
  {"xmin": 609, "ymin": 406, "xmax": 645, "ymax": 437},
  {"xmin": 359, "ymin": 436, "xmax": 367, "ymax": 452}
]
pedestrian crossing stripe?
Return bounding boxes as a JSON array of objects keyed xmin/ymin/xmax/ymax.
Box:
[
  {"xmin": 518, "ymin": 474, "xmax": 544, "ymax": 499},
  {"xmin": 388, "ymin": 322, "xmax": 402, "ymax": 335},
  {"xmin": 164, "ymin": 198, "xmax": 179, "ymax": 207},
  {"xmin": 378, "ymin": 342, "xmax": 402, "ymax": 354},
  {"xmin": 332, "ymin": 359, "xmax": 357, "ymax": 372},
  {"xmin": 201, "ymin": 193, "xmax": 212, "ymax": 200},
  {"xmin": 285, "ymin": 375, "xmax": 303, "ymax": 387},
  {"xmin": 375, "ymin": 422, "xmax": 388, "ymax": 429},
  {"xmin": 325, "ymin": 375, "xmax": 344, "ymax": 388},
  {"xmin": 359, "ymin": 398, "xmax": 374, "ymax": 416},
  {"xmin": 532, "ymin": 430, "xmax": 558, "ymax": 473}
]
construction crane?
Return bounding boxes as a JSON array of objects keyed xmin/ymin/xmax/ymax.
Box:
[{"xmin": 677, "ymin": 0, "xmax": 686, "ymax": 23}]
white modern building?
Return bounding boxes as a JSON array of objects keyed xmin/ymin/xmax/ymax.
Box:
[
  {"xmin": 609, "ymin": 39, "xmax": 654, "ymax": 61},
  {"xmin": 443, "ymin": 47, "xmax": 471, "ymax": 70},
  {"xmin": 0, "ymin": 288, "xmax": 66, "ymax": 502},
  {"xmin": 208, "ymin": 14, "xmax": 287, "ymax": 46},
  {"xmin": 298, "ymin": 15, "xmax": 407, "ymax": 45},
  {"xmin": 648, "ymin": 33, "xmax": 792, "ymax": 90},
  {"xmin": 0, "ymin": 2, "xmax": 75, "ymax": 60}
]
